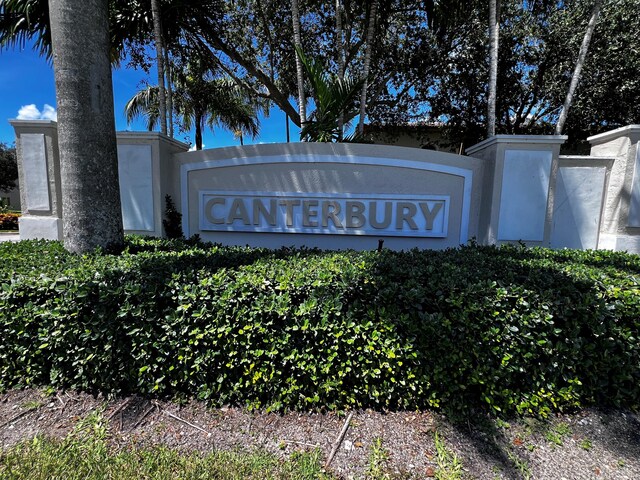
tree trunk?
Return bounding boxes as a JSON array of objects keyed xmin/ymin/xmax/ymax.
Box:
[
  {"xmin": 151, "ymin": 0, "xmax": 167, "ymax": 135},
  {"xmin": 164, "ymin": 46, "xmax": 174, "ymax": 138},
  {"xmin": 487, "ymin": 0, "xmax": 499, "ymax": 137},
  {"xmin": 195, "ymin": 114, "xmax": 203, "ymax": 150},
  {"xmin": 291, "ymin": 0, "xmax": 307, "ymax": 129},
  {"xmin": 555, "ymin": 0, "xmax": 603, "ymax": 135},
  {"xmin": 336, "ymin": 0, "xmax": 345, "ymax": 141},
  {"xmin": 48, "ymin": 0, "xmax": 124, "ymax": 253},
  {"xmin": 357, "ymin": 0, "xmax": 378, "ymax": 137}
]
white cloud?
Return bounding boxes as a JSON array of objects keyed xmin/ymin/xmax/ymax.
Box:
[
  {"xmin": 41, "ymin": 104, "xmax": 58, "ymax": 121},
  {"xmin": 17, "ymin": 104, "xmax": 42, "ymax": 120},
  {"xmin": 188, "ymin": 143, "xmax": 203, "ymax": 151},
  {"xmin": 17, "ymin": 104, "xmax": 58, "ymax": 121}
]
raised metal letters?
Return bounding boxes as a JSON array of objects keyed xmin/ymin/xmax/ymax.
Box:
[{"xmin": 200, "ymin": 192, "xmax": 449, "ymax": 238}]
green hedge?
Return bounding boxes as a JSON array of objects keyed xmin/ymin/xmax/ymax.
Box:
[{"xmin": 1, "ymin": 237, "xmax": 639, "ymax": 416}]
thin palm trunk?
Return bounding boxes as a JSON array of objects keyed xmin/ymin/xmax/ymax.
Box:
[
  {"xmin": 336, "ymin": 0, "xmax": 345, "ymax": 141},
  {"xmin": 49, "ymin": 0, "xmax": 124, "ymax": 253},
  {"xmin": 357, "ymin": 0, "xmax": 378, "ymax": 137},
  {"xmin": 195, "ymin": 113, "xmax": 204, "ymax": 150},
  {"xmin": 292, "ymin": 0, "xmax": 307, "ymax": 129},
  {"xmin": 555, "ymin": 0, "xmax": 603, "ymax": 135},
  {"xmin": 151, "ymin": 0, "xmax": 167, "ymax": 135},
  {"xmin": 286, "ymin": 113, "xmax": 290, "ymax": 142},
  {"xmin": 487, "ymin": 0, "xmax": 499, "ymax": 137},
  {"xmin": 164, "ymin": 46, "xmax": 174, "ymax": 138}
]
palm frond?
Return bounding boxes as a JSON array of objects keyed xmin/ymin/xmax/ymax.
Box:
[
  {"xmin": 124, "ymin": 85, "xmax": 161, "ymax": 131},
  {"xmin": 295, "ymin": 45, "xmax": 364, "ymax": 142},
  {"xmin": 0, "ymin": 0, "xmax": 52, "ymax": 60}
]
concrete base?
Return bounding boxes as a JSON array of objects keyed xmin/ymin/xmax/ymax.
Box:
[
  {"xmin": 598, "ymin": 233, "xmax": 640, "ymax": 254},
  {"xmin": 19, "ymin": 216, "xmax": 63, "ymax": 241}
]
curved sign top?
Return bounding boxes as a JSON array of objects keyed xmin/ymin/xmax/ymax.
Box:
[{"xmin": 174, "ymin": 143, "xmax": 483, "ymax": 250}]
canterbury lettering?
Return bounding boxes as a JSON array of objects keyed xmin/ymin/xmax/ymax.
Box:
[{"xmin": 200, "ymin": 194, "xmax": 449, "ymax": 238}]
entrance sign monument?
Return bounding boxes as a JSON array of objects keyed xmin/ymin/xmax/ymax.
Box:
[{"xmin": 9, "ymin": 119, "xmax": 640, "ymax": 254}]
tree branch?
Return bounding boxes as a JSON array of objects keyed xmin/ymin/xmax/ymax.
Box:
[{"xmin": 198, "ymin": 30, "xmax": 301, "ymax": 125}]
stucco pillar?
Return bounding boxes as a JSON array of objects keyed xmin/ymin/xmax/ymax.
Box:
[
  {"xmin": 588, "ymin": 125, "xmax": 640, "ymax": 252},
  {"xmin": 10, "ymin": 121, "xmax": 189, "ymax": 241},
  {"xmin": 467, "ymin": 135, "xmax": 566, "ymax": 247},
  {"xmin": 10, "ymin": 119, "xmax": 63, "ymax": 240},
  {"xmin": 115, "ymin": 132, "xmax": 188, "ymax": 238}
]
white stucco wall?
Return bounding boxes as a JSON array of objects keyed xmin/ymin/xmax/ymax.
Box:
[{"xmin": 173, "ymin": 143, "xmax": 484, "ymax": 250}]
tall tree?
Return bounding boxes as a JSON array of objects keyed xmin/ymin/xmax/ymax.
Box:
[
  {"xmin": 151, "ymin": 0, "xmax": 168, "ymax": 135},
  {"xmin": 291, "ymin": 0, "xmax": 307, "ymax": 128},
  {"xmin": 48, "ymin": 0, "xmax": 124, "ymax": 253},
  {"xmin": 487, "ymin": 0, "xmax": 499, "ymax": 137},
  {"xmin": 555, "ymin": 0, "xmax": 603, "ymax": 135},
  {"xmin": 356, "ymin": 0, "xmax": 378, "ymax": 136},
  {"xmin": 165, "ymin": 47, "xmax": 174, "ymax": 137},
  {"xmin": 335, "ymin": 0, "xmax": 345, "ymax": 140}
]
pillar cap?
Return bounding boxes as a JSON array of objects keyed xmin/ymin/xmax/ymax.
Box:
[
  {"xmin": 587, "ymin": 125, "xmax": 640, "ymax": 146},
  {"xmin": 467, "ymin": 134, "xmax": 567, "ymax": 155},
  {"xmin": 9, "ymin": 119, "xmax": 58, "ymax": 127},
  {"xmin": 116, "ymin": 131, "xmax": 190, "ymax": 150}
]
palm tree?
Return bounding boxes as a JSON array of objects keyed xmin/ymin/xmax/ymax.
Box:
[
  {"xmin": 151, "ymin": 0, "xmax": 168, "ymax": 135},
  {"xmin": 49, "ymin": 0, "xmax": 124, "ymax": 253},
  {"xmin": 296, "ymin": 47, "xmax": 364, "ymax": 142},
  {"xmin": 291, "ymin": 0, "xmax": 307, "ymax": 128},
  {"xmin": 487, "ymin": 0, "xmax": 499, "ymax": 137},
  {"xmin": 125, "ymin": 61, "xmax": 261, "ymax": 150},
  {"xmin": 335, "ymin": 0, "xmax": 345, "ymax": 140},
  {"xmin": 357, "ymin": 0, "xmax": 378, "ymax": 136},
  {"xmin": 555, "ymin": 0, "xmax": 604, "ymax": 135}
]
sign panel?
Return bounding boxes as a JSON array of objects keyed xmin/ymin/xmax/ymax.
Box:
[
  {"xmin": 21, "ymin": 133, "xmax": 50, "ymax": 212},
  {"xmin": 200, "ymin": 191, "xmax": 449, "ymax": 237}
]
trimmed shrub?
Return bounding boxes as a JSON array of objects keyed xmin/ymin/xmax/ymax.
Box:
[{"xmin": 0, "ymin": 237, "xmax": 639, "ymax": 416}]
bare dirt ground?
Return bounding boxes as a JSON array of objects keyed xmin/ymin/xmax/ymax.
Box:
[{"xmin": 1, "ymin": 388, "xmax": 638, "ymax": 479}]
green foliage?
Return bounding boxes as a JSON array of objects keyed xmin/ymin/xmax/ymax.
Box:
[
  {"xmin": 0, "ymin": 413, "xmax": 331, "ymax": 480},
  {"xmin": 544, "ymin": 422, "xmax": 572, "ymax": 446},
  {"xmin": 0, "ymin": 143, "xmax": 18, "ymax": 193},
  {"xmin": 162, "ymin": 195, "xmax": 183, "ymax": 239},
  {"xmin": 4, "ymin": 1, "xmax": 639, "ymax": 145},
  {"xmin": 433, "ymin": 432, "xmax": 464, "ymax": 480},
  {"xmin": 579, "ymin": 438, "xmax": 592, "ymax": 451},
  {"xmin": 365, "ymin": 437, "xmax": 391, "ymax": 479},
  {"xmin": 0, "ymin": 238, "xmax": 639, "ymax": 416},
  {"xmin": 295, "ymin": 46, "xmax": 365, "ymax": 142}
]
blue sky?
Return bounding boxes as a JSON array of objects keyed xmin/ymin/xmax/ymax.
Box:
[{"xmin": 0, "ymin": 43, "xmax": 301, "ymax": 149}]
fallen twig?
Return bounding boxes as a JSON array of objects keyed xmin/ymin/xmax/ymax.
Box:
[
  {"xmin": 128, "ymin": 403, "xmax": 156, "ymax": 432},
  {"xmin": 108, "ymin": 397, "xmax": 133, "ymax": 422},
  {"xmin": 284, "ymin": 439, "xmax": 320, "ymax": 448},
  {"xmin": 0, "ymin": 407, "xmax": 38, "ymax": 430},
  {"xmin": 157, "ymin": 404, "xmax": 211, "ymax": 436},
  {"xmin": 324, "ymin": 411, "xmax": 354, "ymax": 469}
]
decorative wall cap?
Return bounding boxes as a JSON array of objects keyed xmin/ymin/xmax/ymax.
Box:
[
  {"xmin": 9, "ymin": 119, "xmax": 58, "ymax": 127},
  {"xmin": 116, "ymin": 131, "xmax": 190, "ymax": 150},
  {"xmin": 587, "ymin": 125, "xmax": 640, "ymax": 145},
  {"xmin": 466, "ymin": 134, "xmax": 567, "ymax": 155}
]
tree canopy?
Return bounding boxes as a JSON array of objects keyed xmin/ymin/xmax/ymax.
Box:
[
  {"xmin": 125, "ymin": 57, "xmax": 262, "ymax": 150},
  {"xmin": 2, "ymin": 0, "xmax": 639, "ymax": 147},
  {"xmin": 0, "ymin": 143, "xmax": 18, "ymax": 193}
]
